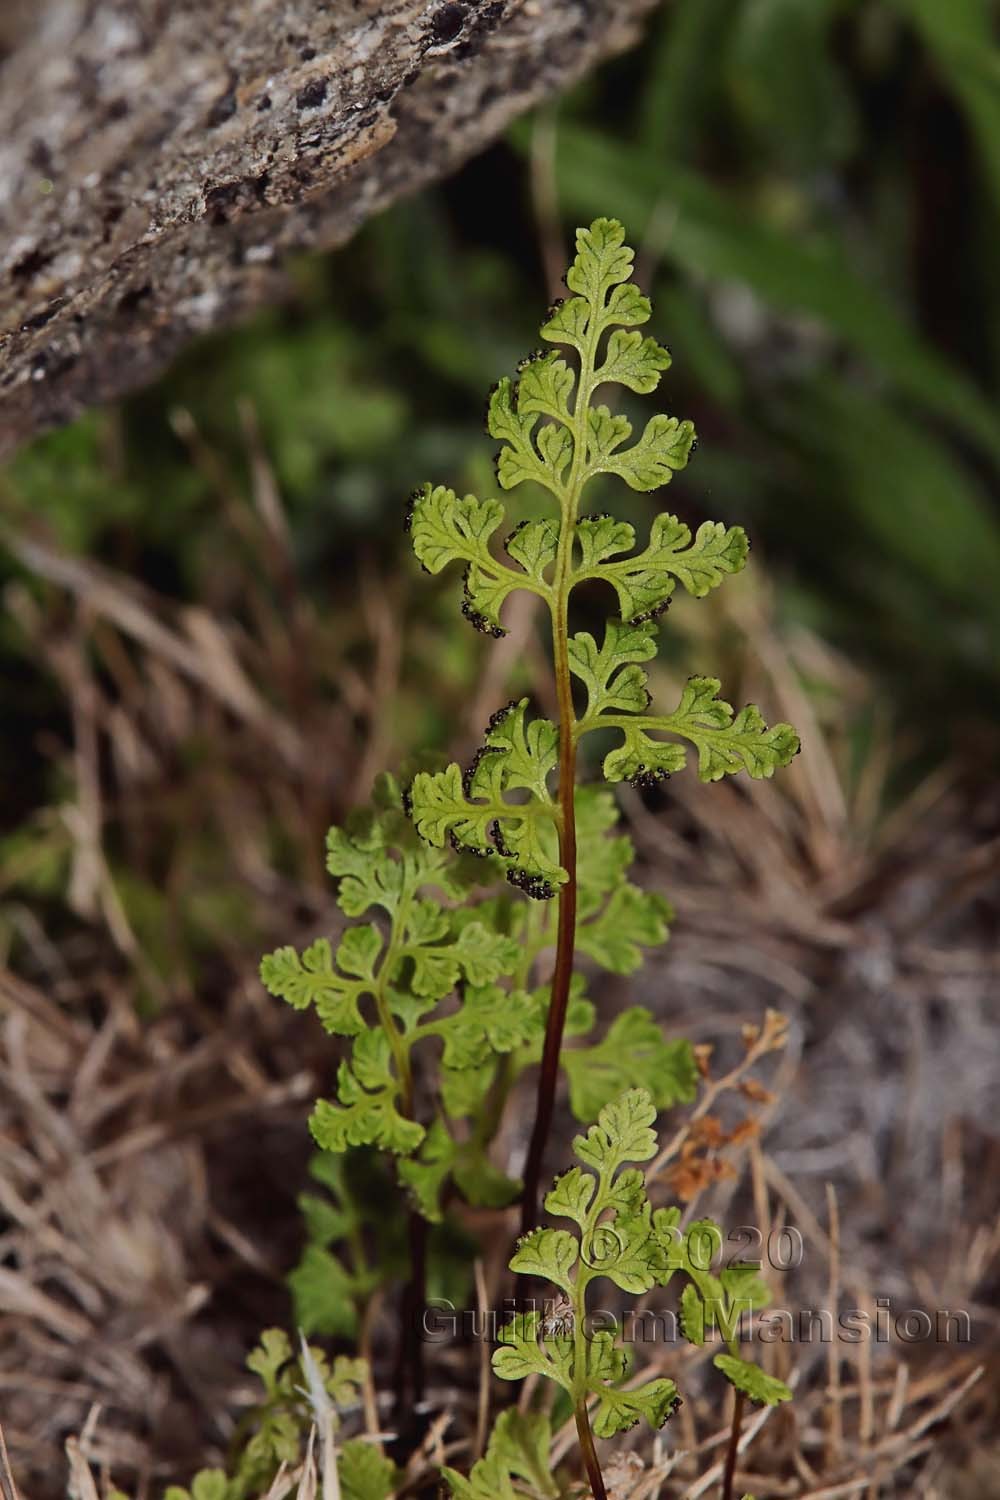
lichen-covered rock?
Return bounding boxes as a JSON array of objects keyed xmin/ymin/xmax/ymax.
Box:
[{"xmin": 0, "ymin": 0, "xmax": 657, "ymax": 456}]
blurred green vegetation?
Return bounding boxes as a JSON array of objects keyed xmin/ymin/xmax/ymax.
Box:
[{"xmin": 2, "ymin": 0, "xmax": 999, "ymax": 907}]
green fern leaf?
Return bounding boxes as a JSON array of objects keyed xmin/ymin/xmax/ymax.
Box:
[
  {"xmin": 430, "ymin": 982, "xmax": 540, "ymax": 1069},
  {"xmin": 497, "ymin": 1090, "xmax": 703, "ymax": 1449},
  {"xmin": 679, "ymin": 1281, "xmax": 706, "ymax": 1346},
  {"xmin": 568, "ymin": 619, "xmax": 657, "ymax": 722},
  {"xmin": 572, "ymin": 513, "xmax": 748, "ymax": 624},
  {"xmin": 398, "ymin": 1118, "xmax": 454, "ymax": 1221},
  {"xmin": 567, "ymin": 216, "xmax": 636, "ymax": 304},
  {"xmin": 492, "ymin": 1311, "xmax": 571, "ymax": 1389},
  {"xmin": 440, "ymin": 1059, "xmax": 495, "ymax": 1119},
  {"xmin": 407, "ymin": 483, "xmax": 551, "ymax": 634},
  {"xmin": 246, "ymin": 1329, "xmax": 292, "ymax": 1394},
  {"xmin": 324, "ymin": 800, "xmax": 458, "ymax": 919},
  {"xmin": 574, "ymin": 513, "xmax": 636, "ymax": 568},
  {"xmin": 338, "ymin": 1441, "xmax": 396, "ymax": 1500},
  {"xmin": 483, "ymin": 1411, "xmax": 557, "ymax": 1498},
  {"xmin": 580, "ymin": 1333, "xmax": 680, "ymax": 1436},
  {"xmin": 310, "ymin": 1033, "xmax": 424, "ymax": 1157},
  {"xmin": 488, "ymin": 373, "xmax": 572, "ymax": 494},
  {"xmin": 592, "ymin": 1374, "xmax": 680, "ymax": 1438},
  {"xmin": 714, "ymin": 1353, "xmax": 793, "ymax": 1406},
  {"xmin": 440, "ymin": 1454, "xmax": 517, "ymax": 1500},
  {"xmin": 452, "ymin": 1145, "xmax": 521, "ymax": 1210},
  {"xmin": 259, "ymin": 933, "xmax": 378, "ymax": 1036},
  {"xmin": 408, "ymin": 700, "xmax": 563, "ymax": 897},
  {"xmin": 589, "ymin": 413, "xmax": 697, "ymax": 491},
  {"xmin": 544, "ymin": 1165, "xmax": 597, "ymax": 1228},
  {"xmin": 261, "ymin": 216, "xmax": 801, "ymax": 1490},
  {"xmin": 516, "ymin": 352, "xmax": 576, "ymax": 424},
  {"xmin": 588, "ymin": 1204, "xmax": 671, "ymax": 1294},
  {"xmin": 505, "ymin": 516, "xmax": 559, "ymax": 578},
  {"xmin": 449, "ymin": 922, "xmax": 522, "ymax": 985},
  {"xmin": 485, "ymin": 696, "xmax": 560, "ymax": 794},
  {"xmin": 563, "ymin": 1009, "xmax": 698, "ymax": 1121},
  {"xmin": 596, "ymin": 328, "xmax": 672, "ymax": 393},
  {"xmin": 403, "ymin": 919, "xmax": 519, "ymax": 1001},
  {"xmin": 574, "ymin": 787, "xmax": 635, "ymax": 901},
  {"xmin": 310, "ymin": 1089, "xmax": 423, "ymax": 1157},
  {"xmin": 441, "ymin": 1408, "xmax": 556, "ymax": 1500},
  {"xmin": 575, "ymin": 886, "xmax": 673, "ymax": 974},
  {"xmin": 721, "ymin": 1262, "xmax": 773, "ymax": 1312},
  {"xmin": 584, "ymin": 405, "xmax": 632, "ymax": 469},
  {"xmin": 186, "ymin": 1472, "xmax": 228, "ymax": 1500},
  {"xmin": 602, "ymin": 676, "xmax": 800, "ymax": 784},
  {"xmin": 573, "ymin": 1087, "xmax": 660, "ymax": 1173},
  {"xmin": 288, "ymin": 1245, "xmax": 362, "ymax": 1339},
  {"xmin": 409, "ymin": 484, "xmax": 504, "ymax": 573},
  {"xmin": 510, "ymin": 1226, "xmax": 579, "ymax": 1293}
]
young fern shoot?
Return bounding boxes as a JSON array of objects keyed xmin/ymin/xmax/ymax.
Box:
[
  {"xmin": 407, "ymin": 218, "xmax": 799, "ymax": 1230},
  {"xmin": 495, "ymin": 1089, "xmax": 680, "ymax": 1500},
  {"xmin": 488, "ymin": 1088, "xmax": 792, "ymax": 1500}
]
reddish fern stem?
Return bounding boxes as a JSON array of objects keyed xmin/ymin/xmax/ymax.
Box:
[{"xmin": 520, "ymin": 580, "xmax": 578, "ymax": 1234}]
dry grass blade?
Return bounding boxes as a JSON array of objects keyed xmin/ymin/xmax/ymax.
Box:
[
  {"xmin": 64, "ymin": 1438, "xmax": 100, "ymax": 1500},
  {"xmin": 4, "ymin": 530, "xmax": 303, "ymax": 766},
  {"xmin": 824, "ymin": 1183, "xmax": 843, "ymax": 1471},
  {"xmin": 0, "ymin": 1426, "xmax": 21, "ymax": 1500}
]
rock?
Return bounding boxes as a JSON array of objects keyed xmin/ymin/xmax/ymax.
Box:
[{"xmin": 0, "ymin": 0, "xmax": 657, "ymax": 456}]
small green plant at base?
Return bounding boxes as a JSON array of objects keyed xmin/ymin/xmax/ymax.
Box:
[
  {"xmin": 256, "ymin": 218, "xmax": 799, "ymax": 1498},
  {"xmin": 164, "ymin": 1330, "xmax": 394, "ymax": 1500},
  {"xmin": 440, "ymin": 1409, "xmax": 558, "ymax": 1500},
  {"xmin": 482, "ymin": 1089, "xmax": 790, "ymax": 1500}
]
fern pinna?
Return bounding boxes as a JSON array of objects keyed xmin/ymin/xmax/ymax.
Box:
[{"xmin": 261, "ymin": 218, "xmax": 799, "ymax": 1499}]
